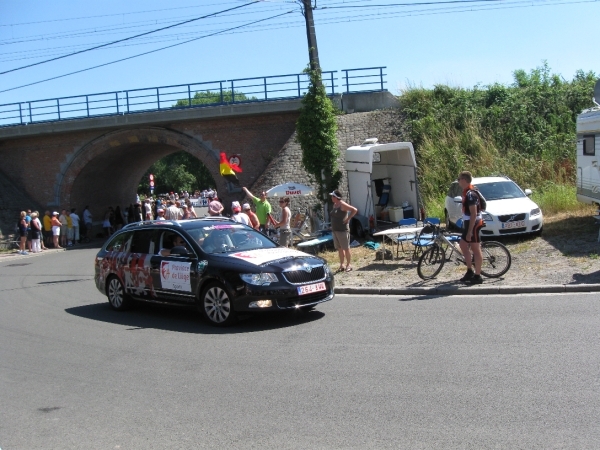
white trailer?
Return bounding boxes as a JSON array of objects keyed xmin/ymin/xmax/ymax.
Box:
[
  {"xmin": 576, "ymin": 80, "xmax": 600, "ymax": 205},
  {"xmin": 345, "ymin": 138, "xmax": 421, "ymax": 236}
]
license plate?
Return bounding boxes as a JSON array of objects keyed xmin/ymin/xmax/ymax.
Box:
[
  {"xmin": 502, "ymin": 220, "xmax": 525, "ymax": 229},
  {"xmin": 297, "ymin": 282, "xmax": 326, "ymax": 296}
]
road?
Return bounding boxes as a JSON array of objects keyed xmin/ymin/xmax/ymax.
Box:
[{"xmin": 1, "ymin": 247, "xmax": 599, "ymax": 449}]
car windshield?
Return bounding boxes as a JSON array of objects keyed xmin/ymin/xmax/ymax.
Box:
[
  {"xmin": 185, "ymin": 224, "xmax": 278, "ymax": 254},
  {"xmin": 475, "ymin": 181, "xmax": 526, "ymax": 201}
]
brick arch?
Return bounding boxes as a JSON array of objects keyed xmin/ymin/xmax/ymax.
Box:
[{"xmin": 56, "ymin": 127, "xmax": 224, "ymax": 218}]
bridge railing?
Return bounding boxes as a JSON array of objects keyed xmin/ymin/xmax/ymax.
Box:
[{"xmin": 0, "ymin": 66, "xmax": 385, "ymax": 127}]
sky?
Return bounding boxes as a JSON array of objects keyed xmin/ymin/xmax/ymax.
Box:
[{"xmin": 0, "ymin": 0, "xmax": 599, "ymax": 107}]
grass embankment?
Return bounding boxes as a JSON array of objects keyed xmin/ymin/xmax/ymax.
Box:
[{"xmin": 396, "ymin": 63, "xmax": 597, "ymax": 218}]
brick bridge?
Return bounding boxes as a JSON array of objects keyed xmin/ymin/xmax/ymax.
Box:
[{"xmin": 0, "ymin": 91, "xmax": 400, "ymax": 232}]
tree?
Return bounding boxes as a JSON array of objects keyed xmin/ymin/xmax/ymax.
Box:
[
  {"xmin": 138, "ymin": 152, "xmax": 216, "ymax": 194},
  {"xmin": 296, "ymin": 68, "xmax": 341, "ymax": 206},
  {"xmin": 174, "ymin": 90, "xmax": 255, "ymax": 108}
]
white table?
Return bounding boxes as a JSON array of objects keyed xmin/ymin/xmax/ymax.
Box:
[{"xmin": 372, "ymin": 226, "xmax": 424, "ymax": 263}]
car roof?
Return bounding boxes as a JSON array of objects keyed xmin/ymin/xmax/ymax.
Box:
[
  {"xmin": 471, "ymin": 176, "xmax": 513, "ymax": 184},
  {"xmin": 121, "ymin": 217, "xmax": 237, "ymax": 231}
]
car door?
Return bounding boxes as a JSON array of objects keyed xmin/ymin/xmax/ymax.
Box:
[
  {"xmin": 150, "ymin": 231, "xmax": 200, "ymax": 303},
  {"xmin": 447, "ymin": 182, "xmax": 463, "ymax": 224},
  {"xmin": 126, "ymin": 229, "xmax": 156, "ymax": 298}
]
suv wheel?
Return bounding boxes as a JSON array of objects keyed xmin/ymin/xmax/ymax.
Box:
[
  {"xmin": 106, "ymin": 276, "xmax": 131, "ymax": 311},
  {"xmin": 199, "ymin": 282, "xmax": 237, "ymax": 326}
]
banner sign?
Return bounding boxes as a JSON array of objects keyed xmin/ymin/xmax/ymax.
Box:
[{"xmin": 160, "ymin": 261, "xmax": 191, "ymax": 292}]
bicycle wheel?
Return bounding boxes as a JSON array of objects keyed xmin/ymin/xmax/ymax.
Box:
[
  {"xmin": 480, "ymin": 241, "xmax": 511, "ymax": 278},
  {"xmin": 417, "ymin": 244, "xmax": 446, "ymax": 280}
]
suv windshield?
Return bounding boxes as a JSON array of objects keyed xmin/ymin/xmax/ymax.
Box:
[{"xmin": 476, "ymin": 181, "xmax": 526, "ymax": 201}]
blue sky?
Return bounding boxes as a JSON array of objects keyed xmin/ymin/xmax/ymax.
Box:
[{"xmin": 0, "ymin": 0, "xmax": 598, "ymax": 106}]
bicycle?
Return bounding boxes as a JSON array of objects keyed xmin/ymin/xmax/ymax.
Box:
[{"xmin": 416, "ymin": 223, "xmax": 511, "ymax": 280}]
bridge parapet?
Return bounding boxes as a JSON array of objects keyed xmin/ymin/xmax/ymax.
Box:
[{"xmin": 0, "ymin": 66, "xmax": 387, "ymax": 128}]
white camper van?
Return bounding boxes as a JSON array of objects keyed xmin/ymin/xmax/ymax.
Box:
[
  {"xmin": 345, "ymin": 138, "xmax": 421, "ymax": 235},
  {"xmin": 576, "ymin": 80, "xmax": 600, "ymax": 205}
]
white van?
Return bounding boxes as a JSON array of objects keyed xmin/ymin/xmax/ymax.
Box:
[
  {"xmin": 576, "ymin": 80, "xmax": 600, "ymax": 205},
  {"xmin": 345, "ymin": 138, "xmax": 421, "ymax": 235}
]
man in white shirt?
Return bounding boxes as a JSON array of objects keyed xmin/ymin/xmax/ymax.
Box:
[{"xmin": 70, "ymin": 208, "xmax": 81, "ymax": 244}]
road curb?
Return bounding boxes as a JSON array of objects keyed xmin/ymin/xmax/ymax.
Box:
[{"xmin": 335, "ymin": 284, "xmax": 600, "ymax": 296}]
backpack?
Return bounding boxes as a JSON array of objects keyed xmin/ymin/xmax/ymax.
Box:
[{"xmin": 469, "ymin": 188, "xmax": 487, "ymax": 212}]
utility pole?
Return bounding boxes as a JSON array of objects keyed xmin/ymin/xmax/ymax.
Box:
[{"xmin": 301, "ymin": 0, "xmax": 321, "ymax": 72}]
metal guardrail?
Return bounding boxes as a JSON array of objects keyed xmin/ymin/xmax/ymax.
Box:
[{"xmin": 0, "ymin": 67, "xmax": 386, "ymax": 127}]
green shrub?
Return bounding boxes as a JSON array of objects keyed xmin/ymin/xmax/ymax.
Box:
[{"xmin": 398, "ymin": 63, "xmax": 597, "ymax": 214}]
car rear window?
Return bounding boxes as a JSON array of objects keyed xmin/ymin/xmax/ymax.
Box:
[{"xmin": 130, "ymin": 230, "xmax": 155, "ymax": 254}]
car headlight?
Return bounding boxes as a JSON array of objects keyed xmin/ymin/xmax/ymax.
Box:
[
  {"xmin": 482, "ymin": 212, "xmax": 494, "ymax": 222},
  {"xmin": 323, "ymin": 264, "xmax": 331, "ymax": 276},
  {"xmin": 530, "ymin": 208, "xmax": 541, "ymax": 217},
  {"xmin": 240, "ymin": 273, "xmax": 278, "ymax": 286}
]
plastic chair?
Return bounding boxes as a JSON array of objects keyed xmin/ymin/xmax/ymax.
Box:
[
  {"xmin": 395, "ymin": 218, "xmax": 418, "ymax": 256},
  {"xmin": 447, "ymin": 218, "xmax": 463, "ymax": 243},
  {"xmin": 377, "ymin": 184, "xmax": 391, "ymax": 207},
  {"xmin": 411, "ymin": 218, "xmax": 440, "ymax": 260}
]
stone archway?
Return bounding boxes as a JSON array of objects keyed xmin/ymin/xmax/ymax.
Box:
[{"xmin": 56, "ymin": 127, "xmax": 224, "ymax": 221}]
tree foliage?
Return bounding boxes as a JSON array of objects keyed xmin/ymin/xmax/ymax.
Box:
[
  {"xmin": 174, "ymin": 90, "xmax": 255, "ymax": 107},
  {"xmin": 296, "ymin": 68, "xmax": 341, "ymax": 201},
  {"xmin": 138, "ymin": 152, "xmax": 216, "ymax": 195},
  {"xmin": 398, "ymin": 63, "xmax": 597, "ymax": 208}
]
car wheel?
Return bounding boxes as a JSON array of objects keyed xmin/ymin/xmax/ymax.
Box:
[
  {"xmin": 199, "ymin": 282, "xmax": 237, "ymax": 326},
  {"xmin": 106, "ymin": 276, "xmax": 131, "ymax": 311},
  {"xmin": 352, "ymin": 219, "xmax": 365, "ymax": 238},
  {"xmin": 444, "ymin": 210, "xmax": 453, "ymax": 230}
]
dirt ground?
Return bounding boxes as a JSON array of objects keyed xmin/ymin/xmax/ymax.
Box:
[{"xmin": 319, "ymin": 212, "xmax": 600, "ymax": 288}]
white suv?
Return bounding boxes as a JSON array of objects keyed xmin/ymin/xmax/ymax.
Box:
[{"xmin": 444, "ymin": 176, "xmax": 543, "ymax": 237}]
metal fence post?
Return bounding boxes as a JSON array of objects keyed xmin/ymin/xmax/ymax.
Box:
[
  {"xmin": 126, "ymin": 91, "xmax": 130, "ymax": 113},
  {"xmin": 86, "ymin": 95, "xmax": 90, "ymax": 117},
  {"xmin": 380, "ymin": 67, "xmax": 384, "ymax": 91},
  {"xmin": 345, "ymin": 70, "xmax": 349, "ymax": 93},
  {"xmin": 231, "ymin": 80, "xmax": 235, "ymax": 103},
  {"xmin": 157, "ymin": 88, "xmax": 161, "ymax": 110},
  {"xmin": 330, "ymin": 71, "xmax": 335, "ymax": 95},
  {"xmin": 57, "ymin": 99, "xmax": 61, "ymax": 120},
  {"xmin": 220, "ymin": 82, "xmax": 223, "ymax": 104},
  {"xmin": 297, "ymin": 75, "xmax": 301, "ymax": 97},
  {"xmin": 188, "ymin": 85, "xmax": 192, "ymax": 107},
  {"xmin": 28, "ymin": 102, "xmax": 32, "ymax": 123},
  {"xmin": 18, "ymin": 103, "xmax": 23, "ymax": 124},
  {"xmin": 116, "ymin": 92, "xmax": 120, "ymax": 114},
  {"xmin": 264, "ymin": 78, "xmax": 267, "ymax": 100}
]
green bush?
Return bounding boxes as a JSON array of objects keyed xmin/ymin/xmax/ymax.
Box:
[{"xmin": 399, "ymin": 63, "xmax": 597, "ymax": 213}]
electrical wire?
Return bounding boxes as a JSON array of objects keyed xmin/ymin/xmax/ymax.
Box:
[
  {"xmin": 0, "ymin": 9, "xmax": 295, "ymax": 95},
  {"xmin": 0, "ymin": 1, "xmax": 261, "ymax": 76}
]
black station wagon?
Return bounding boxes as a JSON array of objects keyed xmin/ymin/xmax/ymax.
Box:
[{"xmin": 94, "ymin": 218, "xmax": 335, "ymax": 326}]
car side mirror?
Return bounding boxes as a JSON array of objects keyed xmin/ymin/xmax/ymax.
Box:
[
  {"xmin": 453, "ymin": 196, "xmax": 462, "ymax": 203},
  {"xmin": 524, "ymin": 189, "xmax": 532, "ymax": 196}
]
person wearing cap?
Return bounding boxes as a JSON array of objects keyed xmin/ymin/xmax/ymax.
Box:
[
  {"xmin": 330, "ymin": 189, "xmax": 358, "ymax": 272},
  {"xmin": 51, "ymin": 212, "xmax": 63, "ymax": 249},
  {"xmin": 243, "ymin": 203, "xmax": 260, "ymax": 230},
  {"xmin": 242, "ymin": 186, "xmax": 271, "ymax": 232},
  {"xmin": 208, "ymin": 195, "xmax": 224, "ymax": 217},
  {"xmin": 156, "ymin": 208, "xmax": 166, "ymax": 221},
  {"xmin": 231, "ymin": 201, "xmax": 250, "ymax": 225}
]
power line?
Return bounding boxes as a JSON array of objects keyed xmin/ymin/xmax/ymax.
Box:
[
  {"xmin": 0, "ymin": 1, "xmax": 261, "ymax": 76},
  {"xmin": 0, "ymin": 4, "xmax": 288, "ymax": 46},
  {"xmin": 0, "ymin": 1, "xmax": 250, "ymax": 27},
  {"xmin": 0, "ymin": 10, "xmax": 295, "ymax": 95}
]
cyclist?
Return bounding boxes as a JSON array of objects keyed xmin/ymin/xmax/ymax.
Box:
[{"xmin": 457, "ymin": 171, "xmax": 484, "ymax": 284}]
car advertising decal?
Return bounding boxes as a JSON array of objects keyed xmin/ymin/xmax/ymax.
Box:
[
  {"xmin": 230, "ymin": 248, "xmax": 308, "ymax": 266},
  {"xmin": 160, "ymin": 261, "xmax": 192, "ymax": 292}
]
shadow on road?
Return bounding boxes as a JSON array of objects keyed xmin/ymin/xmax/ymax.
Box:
[{"xmin": 65, "ymin": 301, "xmax": 325, "ymax": 334}]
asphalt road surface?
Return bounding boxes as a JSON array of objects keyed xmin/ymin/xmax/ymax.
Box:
[{"xmin": 1, "ymin": 247, "xmax": 599, "ymax": 449}]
